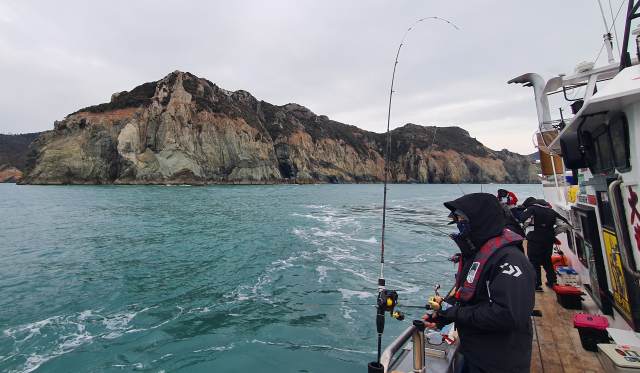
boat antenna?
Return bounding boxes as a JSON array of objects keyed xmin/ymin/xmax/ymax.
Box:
[
  {"xmin": 598, "ymin": 0, "xmax": 617, "ymax": 64},
  {"xmin": 371, "ymin": 17, "xmax": 458, "ymax": 372}
]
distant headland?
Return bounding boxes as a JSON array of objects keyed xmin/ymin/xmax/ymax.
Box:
[{"xmin": 3, "ymin": 71, "xmax": 539, "ymax": 185}]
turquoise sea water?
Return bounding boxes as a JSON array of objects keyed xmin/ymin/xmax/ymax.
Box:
[{"xmin": 0, "ymin": 183, "xmax": 542, "ymax": 372}]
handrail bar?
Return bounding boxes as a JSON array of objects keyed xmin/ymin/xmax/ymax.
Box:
[
  {"xmin": 609, "ymin": 177, "xmax": 640, "ymax": 278},
  {"xmin": 380, "ymin": 325, "xmax": 416, "ymax": 373}
]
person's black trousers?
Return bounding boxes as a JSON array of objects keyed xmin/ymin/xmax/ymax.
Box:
[{"xmin": 527, "ymin": 240, "xmax": 556, "ymax": 286}]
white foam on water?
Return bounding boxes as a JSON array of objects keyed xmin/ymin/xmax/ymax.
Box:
[
  {"xmin": 17, "ymin": 331, "xmax": 94, "ymax": 373},
  {"xmin": 148, "ymin": 307, "xmax": 183, "ymax": 330},
  {"xmin": 316, "ymin": 265, "xmax": 334, "ymax": 283},
  {"xmin": 339, "ymin": 289, "xmax": 373, "ymax": 300},
  {"xmin": 187, "ymin": 306, "xmax": 211, "ymax": 315},
  {"xmin": 102, "ymin": 331, "xmax": 124, "ymax": 339},
  {"xmin": 349, "ymin": 236, "xmax": 378, "ymax": 244},
  {"xmin": 193, "ymin": 343, "xmax": 235, "ymax": 353},
  {"xmin": 250, "ymin": 339, "xmax": 369, "ymax": 355},
  {"xmin": 342, "ymin": 267, "xmax": 377, "ymax": 285},
  {"xmin": 1, "ymin": 305, "xmax": 178, "ymax": 373},
  {"xmin": 303, "ymin": 205, "xmax": 331, "ymax": 209},
  {"xmin": 341, "ymin": 307, "xmax": 357, "ymax": 320},
  {"xmin": 313, "ymin": 230, "xmax": 342, "ymax": 237}
]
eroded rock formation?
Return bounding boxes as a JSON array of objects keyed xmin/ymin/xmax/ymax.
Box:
[
  {"xmin": 18, "ymin": 71, "xmax": 539, "ymax": 185},
  {"xmin": 0, "ymin": 165, "xmax": 22, "ymax": 183}
]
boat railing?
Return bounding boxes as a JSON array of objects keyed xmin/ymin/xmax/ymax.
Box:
[
  {"xmin": 609, "ymin": 177, "xmax": 640, "ymax": 278},
  {"xmin": 379, "ymin": 320, "xmax": 426, "ymax": 373}
]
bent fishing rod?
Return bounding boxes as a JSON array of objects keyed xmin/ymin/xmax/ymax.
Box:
[{"xmin": 372, "ymin": 17, "xmax": 459, "ymax": 371}]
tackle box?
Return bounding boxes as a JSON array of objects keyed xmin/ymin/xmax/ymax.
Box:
[
  {"xmin": 573, "ymin": 314, "xmax": 610, "ymax": 352},
  {"xmin": 597, "ymin": 344, "xmax": 640, "ymax": 372},
  {"xmin": 553, "ymin": 285, "xmax": 583, "ymax": 310},
  {"xmin": 556, "ymin": 266, "xmax": 578, "ymax": 286}
]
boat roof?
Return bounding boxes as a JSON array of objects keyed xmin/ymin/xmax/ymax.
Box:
[{"xmin": 549, "ymin": 64, "xmax": 640, "ymax": 150}]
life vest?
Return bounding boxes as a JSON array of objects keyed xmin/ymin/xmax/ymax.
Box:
[{"xmin": 455, "ymin": 229, "xmax": 524, "ymax": 302}]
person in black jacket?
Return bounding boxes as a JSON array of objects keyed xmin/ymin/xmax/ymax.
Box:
[
  {"xmin": 519, "ymin": 197, "xmax": 571, "ymax": 292},
  {"xmin": 423, "ymin": 193, "xmax": 536, "ymax": 373},
  {"xmin": 500, "ymin": 202, "xmax": 525, "ymax": 252}
]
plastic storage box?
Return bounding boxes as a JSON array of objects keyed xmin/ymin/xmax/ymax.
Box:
[
  {"xmin": 556, "ymin": 266, "xmax": 578, "ymax": 286},
  {"xmin": 553, "ymin": 285, "xmax": 583, "ymax": 309},
  {"xmin": 597, "ymin": 344, "xmax": 640, "ymax": 372},
  {"xmin": 573, "ymin": 314, "xmax": 610, "ymax": 351}
]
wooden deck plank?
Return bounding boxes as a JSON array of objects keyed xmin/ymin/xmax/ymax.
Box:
[
  {"xmin": 531, "ymin": 316, "xmax": 544, "ymax": 373},
  {"xmin": 542, "ymin": 289, "xmax": 586, "ymax": 373},
  {"xmin": 544, "ymin": 269, "xmax": 604, "ymax": 371},
  {"xmin": 560, "ymin": 308, "xmax": 603, "ymax": 369},
  {"xmin": 535, "ymin": 290, "xmax": 564, "ymax": 367},
  {"xmin": 537, "ymin": 268, "xmax": 605, "ymax": 372}
]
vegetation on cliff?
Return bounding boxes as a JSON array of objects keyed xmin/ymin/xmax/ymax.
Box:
[{"xmin": 0, "ymin": 132, "xmax": 46, "ymax": 170}]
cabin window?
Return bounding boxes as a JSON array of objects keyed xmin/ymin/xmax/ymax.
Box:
[
  {"xmin": 608, "ymin": 112, "xmax": 631, "ymax": 172},
  {"xmin": 574, "ymin": 233, "xmax": 587, "ymax": 267},
  {"xmin": 566, "ymin": 230, "xmax": 576, "ymax": 255},
  {"xmin": 590, "ymin": 125, "xmax": 615, "ymax": 174}
]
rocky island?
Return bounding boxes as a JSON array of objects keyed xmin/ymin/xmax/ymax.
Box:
[{"xmin": 15, "ymin": 71, "xmax": 539, "ymax": 185}]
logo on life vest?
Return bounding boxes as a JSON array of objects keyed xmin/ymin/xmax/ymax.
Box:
[
  {"xmin": 467, "ymin": 262, "xmax": 480, "ymax": 283},
  {"xmin": 500, "ymin": 262, "xmax": 522, "ymax": 277}
]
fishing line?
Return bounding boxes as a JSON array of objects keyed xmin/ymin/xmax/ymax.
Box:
[
  {"xmin": 420, "ymin": 224, "xmax": 451, "ymax": 236},
  {"xmin": 387, "ymin": 259, "xmax": 451, "ymax": 266}
]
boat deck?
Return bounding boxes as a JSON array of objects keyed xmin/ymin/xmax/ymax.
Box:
[{"xmin": 531, "ymin": 270, "xmax": 604, "ymax": 373}]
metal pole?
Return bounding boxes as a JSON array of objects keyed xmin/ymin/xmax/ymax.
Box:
[{"xmin": 412, "ymin": 320, "xmax": 426, "ymax": 373}]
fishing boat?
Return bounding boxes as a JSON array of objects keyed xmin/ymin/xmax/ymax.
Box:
[{"xmin": 370, "ymin": 2, "xmax": 640, "ymax": 372}]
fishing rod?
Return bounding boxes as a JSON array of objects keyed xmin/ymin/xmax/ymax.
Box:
[
  {"xmin": 371, "ymin": 17, "xmax": 459, "ymax": 372},
  {"xmin": 296, "ymin": 303, "xmax": 430, "ymax": 310}
]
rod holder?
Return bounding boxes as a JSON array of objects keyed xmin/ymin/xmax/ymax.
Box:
[
  {"xmin": 367, "ymin": 362, "xmax": 384, "ymax": 373},
  {"xmin": 412, "ymin": 320, "xmax": 426, "ymax": 373}
]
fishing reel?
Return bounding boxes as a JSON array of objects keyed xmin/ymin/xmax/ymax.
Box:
[
  {"xmin": 448, "ymin": 253, "xmax": 461, "ymax": 264},
  {"xmin": 376, "ymin": 289, "xmax": 404, "ymax": 333},
  {"xmin": 424, "ymin": 284, "xmax": 442, "ymax": 310}
]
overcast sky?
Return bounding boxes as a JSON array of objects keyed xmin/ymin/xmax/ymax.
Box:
[{"xmin": 0, "ymin": 0, "xmax": 630, "ymax": 154}]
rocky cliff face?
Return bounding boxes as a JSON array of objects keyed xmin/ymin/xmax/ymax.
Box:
[
  {"xmin": 0, "ymin": 165, "xmax": 22, "ymax": 183},
  {"xmin": 0, "ymin": 132, "xmax": 45, "ymax": 182},
  {"xmin": 18, "ymin": 71, "xmax": 539, "ymax": 185}
]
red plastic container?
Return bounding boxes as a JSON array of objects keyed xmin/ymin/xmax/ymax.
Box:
[
  {"xmin": 573, "ymin": 314, "xmax": 609, "ymax": 352},
  {"xmin": 552, "ymin": 285, "xmax": 583, "ymax": 309}
]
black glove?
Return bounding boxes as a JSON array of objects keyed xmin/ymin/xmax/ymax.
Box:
[{"xmin": 423, "ymin": 311, "xmax": 453, "ymax": 330}]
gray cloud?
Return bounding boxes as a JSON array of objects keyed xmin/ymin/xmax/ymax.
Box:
[{"xmin": 0, "ymin": 0, "xmax": 627, "ymax": 155}]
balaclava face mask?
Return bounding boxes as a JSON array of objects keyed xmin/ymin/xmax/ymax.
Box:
[{"xmin": 451, "ymin": 209, "xmax": 475, "ymax": 256}]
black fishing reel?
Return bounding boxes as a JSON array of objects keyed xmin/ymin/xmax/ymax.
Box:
[
  {"xmin": 375, "ymin": 289, "xmax": 404, "ymax": 332},
  {"xmin": 377, "ymin": 289, "xmax": 398, "ymax": 313}
]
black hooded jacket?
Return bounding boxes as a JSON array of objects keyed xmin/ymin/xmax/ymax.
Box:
[
  {"xmin": 519, "ymin": 198, "xmax": 571, "ymax": 243},
  {"xmin": 441, "ymin": 193, "xmax": 536, "ymax": 373}
]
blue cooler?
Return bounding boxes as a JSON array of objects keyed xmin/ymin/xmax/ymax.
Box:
[{"xmin": 557, "ymin": 266, "xmax": 578, "ymax": 286}]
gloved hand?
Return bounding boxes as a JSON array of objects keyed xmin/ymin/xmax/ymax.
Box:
[
  {"xmin": 428, "ymin": 296, "xmax": 444, "ymax": 311},
  {"xmin": 422, "ymin": 311, "xmax": 452, "ymax": 330}
]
